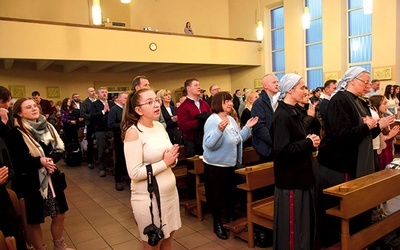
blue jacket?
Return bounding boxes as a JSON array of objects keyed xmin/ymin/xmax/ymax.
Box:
[
  {"xmin": 202, "ymin": 113, "xmax": 251, "ymax": 166},
  {"xmin": 251, "ymin": 90, "xmax": 274, "ymax": 158}
]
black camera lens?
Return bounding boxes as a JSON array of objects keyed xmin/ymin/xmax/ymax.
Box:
[{"xmin": 143, "ymin": 224, "xmax": 164, "ymax": 246}]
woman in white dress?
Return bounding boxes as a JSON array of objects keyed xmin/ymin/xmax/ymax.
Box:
[
  {"xmin": 121, "ymin": 89, "xmax": 181, "ymax": 250},
  {"xmin": 384, "ymin": 85, "xmax": 397, "ymax": 115}
]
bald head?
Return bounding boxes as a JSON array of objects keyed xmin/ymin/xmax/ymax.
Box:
[
  {"xmin": 87, "ymin": 87, "xmax": 96, "ymax": 99},
  {"xmin": 262, "ymin": 74, "xmax": 279, "ymax": 95}
]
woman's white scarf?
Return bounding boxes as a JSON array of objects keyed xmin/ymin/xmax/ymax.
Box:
[{"xmin": 16, "ymin": 116, "xmax": 64, "ymax": 199}]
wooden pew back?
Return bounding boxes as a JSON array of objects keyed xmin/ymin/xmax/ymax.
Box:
[
  {"xmin": 234, "ymin": 161, "xmax": 275, "ymax": 248},
  {"xmin": 236, "ymin": 162, "xmax": 274, "ymax": 191},
  {"xmin": 323, "ymin": 169, "xmax": 400, "ymax": 250}
]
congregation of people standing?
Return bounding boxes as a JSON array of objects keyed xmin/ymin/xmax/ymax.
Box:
[{"xmin": 1, "ymin": 68, "xmax": 399, "ymax": 250}]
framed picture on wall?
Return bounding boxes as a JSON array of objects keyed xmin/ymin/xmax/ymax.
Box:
[
  {"xmin": 9, "ymin": 85, "xmax": 26, "ymax": 98},
  {"xmin": 47, "ymin": 86, "xmax": 60, "ymax": 98},
  {"xmin": 254, "ymin": 78, "xmax": 262, "ymax": 89}
]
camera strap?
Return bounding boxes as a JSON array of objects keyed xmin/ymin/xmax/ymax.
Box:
[{"xmin": 146, "ymin": 164, "xmax": 163, "ymax": 229}]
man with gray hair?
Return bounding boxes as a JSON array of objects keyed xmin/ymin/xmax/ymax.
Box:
[
  {"xmin": 365, "ymin": 79, "xmax": 380, "ymax": 98},
  {"xmin": 81, "ymin": 87, "xmax": 97, "ymax": 169},
  {"xmin": 90, "ymin": 87, "xmax": 114, "ymax": 177}
]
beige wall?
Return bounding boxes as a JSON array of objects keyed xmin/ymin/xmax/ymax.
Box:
[
  {"xmin": 1, "ymin": 0, "xmax": 400, "ymax": 96},
  {"xmin": 0, "ymin": 0, "xmax": 90, "ymax": 24},
  {"xmin": 128, "ymin": 0, "xmax": 230, "ymax": 37},
  {"xmin": 0, "ymin": 68, "xmax": 232, "ymax": 104}
]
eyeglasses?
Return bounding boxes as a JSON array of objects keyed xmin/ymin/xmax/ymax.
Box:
[
  {"xmin": 138, "ymin": 98, "xmax": 162, "ymax": 107},
  {"xmin": 23, "ymin": 104, "xmax": 39, "ymax": 110},
  {"xmin": 355, "ymin": 77, "xmax": 371, "ymax": 85}
]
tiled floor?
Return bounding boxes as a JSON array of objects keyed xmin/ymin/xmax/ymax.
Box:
[
  {"xmin": 41, "ymin": 160, "xmax": 400, "ymax": 250},
  {"xmin": 41, "ymin": 162, "xmax": 268, "ymax": 250}
]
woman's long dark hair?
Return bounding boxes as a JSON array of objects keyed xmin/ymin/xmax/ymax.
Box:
[
  {"xmin": 121, "ymin": 89, "xmax": 150, "ymax": 140},
  {"xmin": 61, "ymin": 98, "xmax": 71, "ymax": 112},
  {"xmin": 384, "ymin": 85, "xmax": 394, "ymax": 100},
  {"xmin": 369, "ymin": 95, "xmax": 389, "ymax": 135},
  {"xmin": 13, "ymin": 98, "xmax": 33, "ymax": 136}
]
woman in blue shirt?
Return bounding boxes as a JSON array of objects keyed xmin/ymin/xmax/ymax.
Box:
[{"xmin": 202, "ymin": 91, "xmax": 258, "ymax": 239}]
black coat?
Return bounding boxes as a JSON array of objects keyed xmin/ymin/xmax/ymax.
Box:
[
  {"xmin": 108, "ymin": 104, "xmax": 123, "ymax": 136},
  {"xmin": 160, "ymin": 104, "xmax": 181, "ymax": 144},
  {"xmin": 90, "ymin": 99, "xmax": 114, "ymax": 132},
  {"xmin": 271, "ymin": 101, "xmax": 315, "ymax": 190},
  {"xmin": 251, "ymin": 90, "xmax": 274, "ymax": 158},
  {"xmin": 4, "ymin": 127, "xmax": 68, "ymax": 224},
  {"xmin": 318, "ymin": 91, "xmax": 380, "ymax": 177}
]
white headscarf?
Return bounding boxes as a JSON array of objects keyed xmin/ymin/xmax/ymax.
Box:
[
  {"xmin": 331, "ymin": 66, "xmax": 369, "ymax": 97},
  {"xmin": 278, "ymin": 73, "xmax": 302, "ymax": 101}
]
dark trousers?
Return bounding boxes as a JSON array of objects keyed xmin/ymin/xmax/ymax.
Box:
[
  {"xmin": 95, "ymin": 131, "xmax": 112, "ymax": 171},
  {"xmin": 114, "ymin": 134, "xmax": 127, "ymax": 183},
  {"xmin": 184, "ymin": 141, "xmax": 203, "ymax": 199},
  {"xmin": 86, "ymin": 124, "xmax": 95, "ymax": 164},
  {"xmin": 204, "ymin": 163, "xmax": 236, "ymax": 223}
]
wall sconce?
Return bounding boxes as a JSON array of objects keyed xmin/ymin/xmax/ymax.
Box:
[
  {"xmin": 256, "ymin": 0, "xmax": 263, "ymax": 41},
  {"xmin": 363, "ymin": 0, "xmax": 372, "ymax": 14},
  {"xmin": 92, "ymin": 0, "xmax": 102, "ymax": 25},
  {"xmin": 121, "ymin": 0, "xmax": 131, "ymax": 3},
  {"xmin": 256, "ymin": 20, "xmax": 264, "ymax": 41},
  {"xmin": 302, "ymin": 7, "xmax": 310, "ymax": 29}
]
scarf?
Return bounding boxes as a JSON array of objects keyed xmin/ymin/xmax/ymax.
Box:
[
  {"xmin": 24, "ymin": 115, "xmax": 64, "ymax": 152},
  {"xmin": 331, "ymin": 66, "xmax": 369, "ymax": 97}
]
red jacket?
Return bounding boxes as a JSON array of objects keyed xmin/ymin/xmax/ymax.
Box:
[{"xmin": 177, "ymin": 98, "xmax": 211, "ymax": 143}]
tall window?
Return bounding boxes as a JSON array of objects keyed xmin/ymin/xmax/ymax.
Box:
[
  {"xmin": 271, "ymin": 6, "xmax": 285, "ymax": 80},
  {"xmin": 305, "ymin": 0, "xmax": 323, "ymax": 89},
  {"xmin": 348, "ymin": 0, "xmax": 372, "ymax": 71}
]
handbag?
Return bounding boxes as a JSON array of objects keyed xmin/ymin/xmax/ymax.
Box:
[
  {"xmin": 49, "ymin": 149, "xmax": 64, "ymax": 164},
  {"xmin": 53, "ymin": 168, "xmax": 67, "ymax": 190}
]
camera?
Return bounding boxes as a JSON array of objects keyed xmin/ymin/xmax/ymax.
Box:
[{"xmin": 143, "ymin": 223, "xmax": 164, "ymax": 246}]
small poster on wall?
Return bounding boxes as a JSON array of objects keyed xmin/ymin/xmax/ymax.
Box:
[
  {"xmin": 373, "ymin": 66, "xmax": 393, "ymax": 80},
  {"xmin": 47, "ymin": 86, "xmax": 60, "ymax": 98},
  {"xmin": 9, "ymin": 85, "xmax": 26, "ymax": 98}
]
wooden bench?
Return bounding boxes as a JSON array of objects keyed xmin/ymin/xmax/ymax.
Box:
[
  {"xmin": 323, "ymin": 169, "xmax": 400, "ymax": 250},
  {"xmin": 182, "ymin": 155, "xmax": 206, "ymax": 221},
  {"xmin": 242, "ymin": 147, "xmax": 260, "ymax": 165},
  {"xmin": 172, "ymin": 145, "xmax": 188, "ymax": 179},
  {"xmin": 225, "ymin": 162, "xmax": 274, "ymax": 248},
  {"xmin": 180, "ymin": 147, "xmax": 260, "ymax": 221}
]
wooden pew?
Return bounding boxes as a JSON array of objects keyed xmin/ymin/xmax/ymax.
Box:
[
  {"xmin": 227, "ymin": 162, "xmax": 274, "ymax": 248},
  {"xmin": 323, "ymin": 169, "xmax": 400, "ymax": 250},
  {"xmin": 182, "ymin": 155, "xmax": 205, "ymax": 221},
  {"xmin": 180, "ymin": 147, "xmax": 259, "ymax": 221},
  {"xmin": 242, "ymin": 147, "xmax": 260, "ymax": 165},
  {"xmin": 172, "ymin": 145, "xmax": 189, "ymax": 197}
]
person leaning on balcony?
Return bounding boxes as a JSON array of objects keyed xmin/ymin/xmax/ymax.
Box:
[{"xmin": 184, "ymin": 21, "xmax": 193, "ymax": 35}]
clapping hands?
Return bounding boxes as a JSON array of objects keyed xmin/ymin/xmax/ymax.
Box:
[{"xmin": 245, "ymin": 117, "xmax": 259, "ymax": 128}]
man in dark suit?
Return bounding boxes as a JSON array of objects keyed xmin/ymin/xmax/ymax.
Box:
[
  {"xmin": 108, "ymin": 92, "xmax": 128, "ymax": 190},
  {"xmin": 31, "ymin": 91, "xmax": 53, "ymax": 119},
  {"xmin": 80, "ymin": 87, "xmax": 97, "ymax": 169},
  {"xmin": 233, "ymin": 89, "xmax": 242, "ymax": 112},
  {"xmin": 251, "ymin": 74, "xmax": 279, "ymax": 162},
  {"xmin": 90, "ymin": 87, "xmax": 114, "ymax": 177},
  {"xmin": 205, "ymin": 84, "xmax": 220, "ymax": 106}
]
